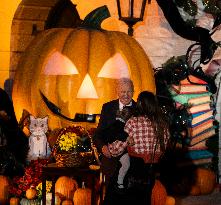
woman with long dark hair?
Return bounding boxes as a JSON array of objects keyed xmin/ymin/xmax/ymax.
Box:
[{"xmin": 125, "ymin": 91, "xmax": 169, "ymax": 204}]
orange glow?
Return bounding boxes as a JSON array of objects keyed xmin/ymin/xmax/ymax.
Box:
[
  {"xmin": 120, "ymin": 0, "xmax": 144, "ymax": 18},
  {"xmin": 98, "ymin": 53, "xmax": 130, "ymax": 79},
  {"xmin": 43, "ymin": 51, "xmax": 79, "ymax": 75},
  {"xmin": 77, "ymin": 74, "xmax": 98, "ymax": 99}
]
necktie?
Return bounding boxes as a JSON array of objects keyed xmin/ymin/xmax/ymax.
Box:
[{"xmin": 123, "ymin": 105, "xmax": 131, "ymax": 109}]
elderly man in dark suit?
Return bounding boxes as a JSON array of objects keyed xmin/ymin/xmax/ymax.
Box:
[{"xmin": 93, "ymin": 78, "xmax": 136, "ymax": 204}]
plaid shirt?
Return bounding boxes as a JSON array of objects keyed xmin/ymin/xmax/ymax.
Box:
[
  {"xmin": 108, "ymin": 140, "xmax": 127, "ymax": 157},
  {"xmin": 125, "ymin": 116, "xmax": 168, "ymax": 163}
]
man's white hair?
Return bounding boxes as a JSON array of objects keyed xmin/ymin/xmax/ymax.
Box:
[{"xmin": 116, "ymin": 78, "xmax": 134, "ymax": 91}]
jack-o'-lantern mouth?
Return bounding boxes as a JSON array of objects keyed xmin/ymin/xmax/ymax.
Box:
[{"xmin": 40, "ymin": 90, "xmax": 98, "ymax": 123}]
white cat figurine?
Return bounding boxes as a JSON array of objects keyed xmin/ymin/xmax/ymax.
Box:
[{"xmin": 27, "ymin": 115, "xmax": 51, "ymax": 161}]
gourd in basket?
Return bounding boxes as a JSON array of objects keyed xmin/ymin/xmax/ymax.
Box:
[{"xmin": 53, "ymin": 126, "xmax": 93, "ymax": 167}]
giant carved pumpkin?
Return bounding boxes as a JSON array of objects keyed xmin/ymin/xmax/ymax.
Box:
[{"xmin": 12, "ymin": 6, "xmax": 155, "ymax": 129}]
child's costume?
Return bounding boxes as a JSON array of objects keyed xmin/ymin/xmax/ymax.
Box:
[{"xmin": 103, "ymin": 107, "xmax": 133, "ymax": 189}]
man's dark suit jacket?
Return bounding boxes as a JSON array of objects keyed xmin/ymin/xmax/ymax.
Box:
[
  {"xmin": 103, "ymin": 120, "xmax": 128, "ymax": 144},
  {"xmin": 93, "ymin": 99, "xmax": 136, "ymax": 185}
]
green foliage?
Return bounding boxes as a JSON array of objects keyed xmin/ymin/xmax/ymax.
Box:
[
  {"xmin": 81, "ymin": 5, "xmax": 110, "ymax": 30},
  {"xmin": 203, "ymin": 0, "xmax": 221, "ymax": 15},
  {"xmin": 175, "ymin": 0, "xmax": 197, "ymax": 16},
  {"xmin": 175, "ymin": 0, "xmax": 221, "ymax": 27},
  {"xmin": 162, "ymin": 55, "xmax": 188, "ymax": 70}
]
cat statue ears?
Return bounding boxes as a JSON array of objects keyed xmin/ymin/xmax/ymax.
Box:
[{"xmin": 29, "ymin": 115, "xmax": 48, "ymax": 122}]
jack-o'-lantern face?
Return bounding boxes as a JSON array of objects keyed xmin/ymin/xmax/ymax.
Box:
[{"xmin": 12, "ymin": 28, "xmax": 155, "ymax": 129}]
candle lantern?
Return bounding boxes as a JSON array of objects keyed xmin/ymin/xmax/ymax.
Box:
[{"xmin": 116, "ymin": 0, "xmax": 148, "ymax": 36}]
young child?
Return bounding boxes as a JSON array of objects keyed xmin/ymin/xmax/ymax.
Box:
[{"xmin": 104, "ymin": 106, "xmax": 134, "ymax": 190}]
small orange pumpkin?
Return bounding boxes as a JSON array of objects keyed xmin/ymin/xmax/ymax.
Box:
[
  {"xmin": 62, "ymin": 199, "xmax": 73, "ymax": 205},
  {"xmin": 195, "ymin": 168, "xmax": 216, "ymax": 195},
  {"xmin": 73, "ymin": 182, "xmax": 91, "ymax": 205},
  {"xmin": 165, "ymin": 196, "xmax": 176, "ymax": 205},
  {"xmin": 0, "ymin": 175, "xmax": 10, "ymax": 204},
  {"xmin": 55, "ymin": 176, "xmax": 78, "ymax": 200},
  {"xmin": 151, "ymin": 180, "xmax": 167, "ymax": 205},
  {"xmin": 9, "ymin": 197, "xmax": 20, "ymax": 205},
  {"xmin": 26, "ymin": 186, "xmax": 37, "ymax": 200}
]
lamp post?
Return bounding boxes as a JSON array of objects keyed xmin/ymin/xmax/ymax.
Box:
[{"xmin": 116, "ymin": 0, "xmax": 148, "ymax": 36}]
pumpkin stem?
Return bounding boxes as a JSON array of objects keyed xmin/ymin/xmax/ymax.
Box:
[
  {"xmin": 30, "ymin": 185, "xmax": 35, "ymax": 189},
  {"xmin": 81, "ymin": 5, "xmax": 110, "ymax": 30}
]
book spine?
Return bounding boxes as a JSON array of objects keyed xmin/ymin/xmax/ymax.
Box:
[
  {"xmin": 189, "ymin": 129, "xmax": 216, "ymax": 145},
  {"xmin": 177, "ymin": 158, "xmax": 212, "ymax": 167},
  {"xmin": 190, "ymin": 110, "xmax": 214, "ymax": 125},
  {"xmin": 180, "ymin": 75, "xmax": 207, "ymax": 85},
  {"xmin": 188, "ymin": 116, "xmax": 214, "ymax": 127},
  {"xmin": 188, "ymin": 119, "xmax": 214, "ymax": 136},
  {"xmin": 185, "ymin": 150, "xmax": 214, "ymax": 159},
  {"xmin": 188, "ymin": 95, "xmax": 211, "ymax": 105},
  {"xmin": 173, "ymin": 84, "xmax": 208, "ymax": 94},
  {"xmin": 188, "ymin": 103, "xmax": 212, "ymax": 114}
]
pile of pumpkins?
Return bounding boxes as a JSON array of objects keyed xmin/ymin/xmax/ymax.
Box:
[
  {"xmin": 21, "ymin": 176, "xmax": 92, "ymax": 205},
  {"xmin": 53, "ymin": 176, "xmax": 175, "ymax": 205},
  {"xmin": 54, "ymin": 176, "xmax": 91, "ymax": 205},
  {"xmin": 0, "ymin": 175, "xmax": 92, "ymax": 205},
  {"xmin": 0, "ymin": 167, "xmax": 217, "ymax": 205}
]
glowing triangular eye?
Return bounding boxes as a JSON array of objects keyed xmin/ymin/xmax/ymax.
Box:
[
  {"xmin": 98, "ymin": 53, "xmax": 130, "ymax": 79},
  {"xmin": 43, "ymin": 51, "xmax": 79, "ymax": 75},
  {"xmin": 77, "ymin": 74, "xmax": 98, "ymax": 99}
]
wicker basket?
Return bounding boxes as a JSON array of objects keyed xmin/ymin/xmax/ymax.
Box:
[
  {"xmin": 53, "ymin": 126, "xmax": 94, "ymax": 167},
  {"xmin": 55, "ymin": 151, "xmax": 93, "ymax": 167}
]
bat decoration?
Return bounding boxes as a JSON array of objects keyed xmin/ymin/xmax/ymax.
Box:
[{"xmin": 156, "ymin": 0, "xmax": 218, "ymax": 65}]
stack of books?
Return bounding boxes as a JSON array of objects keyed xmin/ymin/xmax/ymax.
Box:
[{"xmin": 169, "ymin": 75, "xmax": 217, "ymax": 167}]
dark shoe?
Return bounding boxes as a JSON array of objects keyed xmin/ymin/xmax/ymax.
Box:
[{"xmin": 114, "ymin": 184, "xmax": 126, "ymax": 195}]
